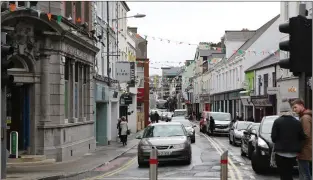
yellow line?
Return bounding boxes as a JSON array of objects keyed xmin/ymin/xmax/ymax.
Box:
[
  {"xmin": 85, "ymin": 157, "xmax": 136, "ymax": 180},
  {"xmin": 202, "ymin": 133, "xmax": 236, "ymax": 180},
  {"xmin": 204, "ymin": 134, "xmax": 243, "ymax": 180},
  {"xmin": 211, "ymin": 138, "xmax": 242, "ymax": 179}
]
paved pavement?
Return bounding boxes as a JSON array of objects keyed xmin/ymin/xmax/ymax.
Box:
[
  {"xmin": 6, "ymin": 132, "xmax": 142, "ymax": 180},
  {"xmin": 70, "ymin": 121, "xmax": 300, "ymax": 180}
]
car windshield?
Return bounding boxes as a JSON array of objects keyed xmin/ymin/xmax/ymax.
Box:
[
  {"xmin": 236, "ymin": 122, "xmax": 251, "ymax": 130},
  {"xmin": 210, "ymin": 113, "xmax": 231, "ymax": 121},
  {"xmin": 174, "ymin": 110, "xmax": 187, "ymax": 117},
  {"xmin": 176, "ymin": 121, "xmax": 192, "ymax": 127},
  {"xmin": 143, "ymin": 125, "xmax": 186, "ymax": 138},
  {"xmin": 261, "ymin": 116, "xmax": 279, "ymax": 134}
]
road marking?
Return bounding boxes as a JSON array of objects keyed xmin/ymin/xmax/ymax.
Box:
[
  {"xmin": 96, "ymin": 178, "xmax": 220, "ymax": 180},
  {"xmin": 193, "ymin": 123, "xmax": 243, "ymax": 180},
  {"xmin": 84, "ymin": 157, "xmax": 136, "ymax": 180}
]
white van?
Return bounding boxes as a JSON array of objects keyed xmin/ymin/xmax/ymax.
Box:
[{"xmin": 173, "ymin": 109, "xmax": 187, "ymax": 117}]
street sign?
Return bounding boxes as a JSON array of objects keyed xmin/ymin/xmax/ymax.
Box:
[{"xmin": 10, "ymin": 131, "xmax": 18, "ymax": 158}]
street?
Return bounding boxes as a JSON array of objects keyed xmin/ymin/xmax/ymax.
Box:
[{"xmin": 65, "ymin": 124, "xmax": 299, "ymax": 180}]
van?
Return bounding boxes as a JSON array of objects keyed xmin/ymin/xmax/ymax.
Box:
[
  {"xmin": 173, "ymin": 109, "xmax": 187, "ymax": 117},
  {"xmin": 203, "ymin": 112, "xmax": 231, "ymax": 135}
]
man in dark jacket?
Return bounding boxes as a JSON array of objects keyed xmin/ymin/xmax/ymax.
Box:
[
  {"xmin": 271, "ymin": 100, "xmax": 306, "ymax": 180},
  {"xmin": 153, "ymin": 111, "xmax": 160, "ymax": 123},
  {"xmin": 209, "ymin": 116, "xmax": 215, "ymax": 136}
]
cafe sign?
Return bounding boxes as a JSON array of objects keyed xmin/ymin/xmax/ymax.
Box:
[{"xmin": 288, "ymin": 86, "xmax": 297, "ymax": 93}]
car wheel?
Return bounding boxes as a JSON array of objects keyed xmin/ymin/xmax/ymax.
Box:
[
  {"xmin": 229, "ymin": 135, "xmax": 232, "ymax": 144},
  {"xmin": 251, "ymin": 151, "xmax": 266, "ymax": 174},
  {"xmin": 240, "ymin": 143, "xmax": 246, "ymax": 156},
  {"xmin": 185, "ymin": 154, "xmax": 192, "ymax": 165}
]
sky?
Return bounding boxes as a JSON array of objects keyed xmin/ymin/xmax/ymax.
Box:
[{"xmin": 126, "ymin": 2, "xmax": 280, "ymax": 76}]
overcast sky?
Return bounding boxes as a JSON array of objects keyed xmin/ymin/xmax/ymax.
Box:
[{"xmin": 126, "ymin": 2, "xmax": 280, "ymax": 76}]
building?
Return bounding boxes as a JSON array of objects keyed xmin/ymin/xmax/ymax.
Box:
[
  {"xmin": 161, "ymin": 66, "xmax": 182, "ymax": 100},
  {"xmin": 92, "ymin": 1, "xmax": 120, "ymax": 146},
  {"xmin": 210, "ymin": 15, "xmax": 281, "ymax": 120},
  {"xmin": 181, "ymin": 60, "xmax": 196, "ymax": 113},
  {"xmin": 244, "ymin": 51, "xmax": 279, "ymax": 122},
  {"xmin": 3, "ymin": 1, "xmax": 98, "ymax": 162},
  {"xmin": 128, "ymin": 27, "xmax": 149, "ymax": 130},
  {"xmin": 278, "ymin": 2, "xmax": 312, "ymax": 110}
]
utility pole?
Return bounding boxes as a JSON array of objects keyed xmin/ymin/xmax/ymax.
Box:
[{"xmin": 107, "ymin": 1, "xmax": 110, "ymax": 86}]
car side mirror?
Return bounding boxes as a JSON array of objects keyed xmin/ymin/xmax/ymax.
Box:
[
  {"xmin": 135, "ymin": 135, "xmax": 142, "ymax": 139},
  {"xmin": 243, "ymin": 131, "xmax": 248, "ymax": 135}
]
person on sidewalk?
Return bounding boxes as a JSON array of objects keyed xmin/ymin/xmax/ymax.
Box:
[
  {"xmin": 271, "ymin": 100, "xmax": 306, "ymax": 180},
  {"xmin": 120, "ymin": 117, "xmax": 129, "ymax": 146},
  {"xmin": 291, "ymin": 99, "xmax": 312, "ymax": 180},
  {"xmin": 209, "ymin": 116, "xmax": 215, "ymax": 136},
  {"xmin": 117, "ymin": 118, "xmax": 122, "ymax": 142}
]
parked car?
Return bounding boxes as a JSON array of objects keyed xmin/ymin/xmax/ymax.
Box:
[
  {"xmin": 136, "ymin": 122, "xmax": 192, "ymax": 167},
  {"xmin": 173, "ymin": 120, "xmax": 196, "ymax": 143},
  {"xmin": 229, "ymin": 121, "xmax": 253, "ymax": 146},
  {"xmin": 240, "ymin": 123, "xmax": 260, "ymax": 159},
  {"xmin": 160, "ymin": 112, "xmax": 173, "ymax": 122},
  {"xmin": 250, "ymin": 115, "xmax": 298, "ymax": 174},
  {"xmin": 203, "ymin": 112, "xmax": 232, "ymax": 135}
]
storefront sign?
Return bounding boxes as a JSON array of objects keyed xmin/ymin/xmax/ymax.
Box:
[
  {"xmin": 288, "ymin": 87, "xmax": 297, "ymax": 93},
  {"xmin": 115, "ymin": 62, "xmax": 132, "ymax": 83},
  {"xmin": 267, "ymin": 87, "xmax": 278, "ymax": 95},
  {"xmin": 240, "ymin": 97, "xmax": 252, "ymax": 106},
  {"xmin": 251, "ymin": 98, "xmax": 272, "ymax": 107},
  {"xmin": 229, "ymin": 91, "xmax": 240, "ymax": 100},
  {"xmin": 65, "ymin": 45, "xmax": 88, "ymax": 60}
]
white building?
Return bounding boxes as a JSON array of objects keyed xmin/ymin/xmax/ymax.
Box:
[
  {"xmin": 210, "ymin": 15, "xmax": 281, "ymax": 120},
  {"xmin": 277, "ymin": 2, "xmax": 312, "ymax": 112}
]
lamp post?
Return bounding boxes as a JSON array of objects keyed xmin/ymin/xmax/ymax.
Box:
[{"xmin": 106, "ymin": 10, "xmax": 145, "ymax": 86}]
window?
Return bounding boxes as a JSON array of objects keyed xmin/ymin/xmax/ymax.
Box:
[
  {"xmin": 65, "ymin": 1, "xmax": 72, "ymax": 18},
  {"xmin": 75, "ymin": 1, "xmax": 82, "ymax": 24},
  {"xmin": 263, "ymin": 73, "xmax": 268, "ymax": 95},
  {"xmin": 272, "ymin": 72, "xmax": 276, "ymax": 87},
  {"xmin": 203, "ymin": 56, "xmax": 208, "ymax": 61},
  {"xmin": 64, "ymin": 59, "xmax": 69, "ymax": 119},
  {"xmin": 84, "ymin": 2, "xmax": 90, "ymax": 26}
]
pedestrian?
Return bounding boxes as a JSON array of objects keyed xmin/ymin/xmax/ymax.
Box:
[
  {"xmin": 209, "ymin": 116, "xmax": 215, "ymax": 136},
  {"xmin": 117, "ymin": 118, "xmax": 122, "ymax": 142},
  {"xmin": 271, "ymin": 100, "xmax": 306, "ymax": 180},
  {"xmin": 291, "ymin": 99, "xmax": 312, "ymax": 180},
  {"xmin": 120, "ymin": 117, "xmax": 129, "ymax": 146},
  {"xmin": 154, "ymin": 111, "xmax": 160, "ymax": 123}
]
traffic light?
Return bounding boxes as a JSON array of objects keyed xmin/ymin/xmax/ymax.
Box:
[
  {"xmin": 1, "ymin": 45, "xmax": 14, "ymax": 88},
  {"xmin": 278, "ymin": 15, "xmax": 312, "ymax": 76}
]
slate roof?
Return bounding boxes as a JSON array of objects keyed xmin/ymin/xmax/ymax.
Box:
[
  {"xmin": 227, "ymin": 14, "xmax": 280, "ymax": 62},
  {"xmin": 245, "ymin": 50, "xmax": 280, "ymax": 72},
  {"xmin": 224, "ymin": 31, "xmax": 256, "ymax": 41}
]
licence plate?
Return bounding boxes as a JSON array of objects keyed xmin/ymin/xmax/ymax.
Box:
[{"xmin": 158, "ymin": 151, "xmax": 172, "ymax": 156}]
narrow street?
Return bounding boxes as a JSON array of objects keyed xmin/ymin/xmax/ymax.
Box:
[{"xmin": 63, "ymin": 125, "xmax": 299, "ymax": 180}]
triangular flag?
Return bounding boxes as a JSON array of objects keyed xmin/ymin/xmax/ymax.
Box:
[
  {"xmin": 9, "ymin": 3, "xmax": 16, "ymax": 12},
  {"xmin": 76, "ymin": 17, "xmax": 81, "ymax": 23},
  {"xmin": 37, "ymin": 10, "xmax": 41, "ymax": 18},
  {"xmin": 47, "ymin": 13, "xmax": 52, "ymax": 21},
  {"xmin": 136, "ymin": 34, "xmax": 140, "ymax": 38},
  {"xmin": 144, "ymin": 35, "xmax": 147, "ymax": 40},
  {"xmin": 57, "ymin": 15, "xmax": 62, "ymax": 23}
]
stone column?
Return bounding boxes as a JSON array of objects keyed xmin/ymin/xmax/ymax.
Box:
[
  {"xmin": 80, "ymin": 65, "xmax": 86, "ymax": 121},
  {"xmin": 76, "ymin": 63, "xmax": 80, "ymax": 121},
  {"xmin": 40, "ymin": 55, "xmax": 51, "ymax": 123},
  {"xmin": 69, "ymin": 60, "xmax": 77, "ymax": 123}
]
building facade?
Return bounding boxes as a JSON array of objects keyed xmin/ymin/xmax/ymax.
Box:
[{"xmin": 3, "ymin": 2, "xmax": 98, "ymax": 162}]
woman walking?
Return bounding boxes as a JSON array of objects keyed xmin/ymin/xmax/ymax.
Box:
[{"xmin": 120, "ymin": 117, "xmax": 129, "ymax": 146}]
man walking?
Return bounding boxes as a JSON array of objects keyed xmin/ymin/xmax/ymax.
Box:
[{"xmin": 291, "ymin": 99, "xmax": 312, "ymax": 180}]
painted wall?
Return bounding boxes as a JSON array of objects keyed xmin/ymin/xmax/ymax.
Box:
[
  {"xmin": 244, "ymin": 71, "xmax": 255, "ymax": 92},
  {"xmin": 255, "ymin": 66, "xmax": 275, "ymax": 95}
]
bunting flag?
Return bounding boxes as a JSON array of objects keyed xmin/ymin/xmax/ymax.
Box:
[
  {"xmin": 57, "ymin": 15, "xmax": 62, "ymax": 23},
  {"xmin": 76, "ymin": 17, "xmax": 81, "ymax": 23}
]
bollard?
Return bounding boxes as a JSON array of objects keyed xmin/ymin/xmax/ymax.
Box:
[
  {"xmin": 149, "ymin": 148, "xmax": 158, "ymax": 180},
  {"xmin": 220, "ymin": 150, "xmax": 228, "ymax": 180}
]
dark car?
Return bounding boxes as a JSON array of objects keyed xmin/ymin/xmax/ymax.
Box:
[
  {"xmin": 229, "ymin": 121, "xmax": 253, "ymax": 146},
  {"xmin": 240, "ymin": 123, "xmax": 260, "ymax": 159},
  {"xmin": 136, "ymin": 122, "xmax": 192, "ymax": 167}
]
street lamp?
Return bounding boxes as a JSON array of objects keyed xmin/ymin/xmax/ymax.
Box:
[{"xmin": 106, "ymin": 10, "xmax": 145, "ymax": 86}]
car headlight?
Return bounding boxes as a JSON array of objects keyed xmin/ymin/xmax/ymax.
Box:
[
  {"xmin": 141, "ymin": 145, "xmax": 152, "ymax": 150},
  {"xmin": 172, "ymin": 144, "xmax": 185, "ymax": 149},
  {"xmin": 257, "ymin": 138, "xmax": 269, "ymax": 149}
]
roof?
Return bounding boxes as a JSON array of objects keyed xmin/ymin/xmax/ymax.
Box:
[
  {"xmin": 121, "ymin": 2, "xmax": 130, "ymax": 11},
  {"xmin": 245, "ymin": 50, "xmax": 279, "ymax": 72},
  {"xmin": 224, "ymin": 30, "xmax": 256, "ymax": 41},
  {"xmin": 227, "ymin": 14, "xmax": 280, "ymax": 62}
]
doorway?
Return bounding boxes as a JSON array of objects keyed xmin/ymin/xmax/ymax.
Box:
[{"xmin": 6, "ymin": 84, "xmax": 30, "ymax": 153}]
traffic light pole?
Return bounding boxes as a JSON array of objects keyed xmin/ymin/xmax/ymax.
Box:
[{"xmin": 1, "ymin": 87, "xmax": 7, "ymax": 179}]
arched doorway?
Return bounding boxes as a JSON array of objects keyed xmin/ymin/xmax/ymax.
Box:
[{"xmin": 6, "ymin": 55, "xmax": 35, "ymax": 154}]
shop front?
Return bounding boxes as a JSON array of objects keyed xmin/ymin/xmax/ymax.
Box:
[
  {"xmin": 251, "ymin": 95, "xmax": 274, "ymax": 122},
  {"xmin": 200, "ymin": 93, "xmax": 210, "ymax": 111}
]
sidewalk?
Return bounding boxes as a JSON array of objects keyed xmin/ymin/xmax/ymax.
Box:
[{"xmin": 6, "ymin": 131, "xmax": 142, "ymax": 180}]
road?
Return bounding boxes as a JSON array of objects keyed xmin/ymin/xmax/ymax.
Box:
[{"xmin": 67, "ymin": 124, "xmax": 299, "ymax": 180}]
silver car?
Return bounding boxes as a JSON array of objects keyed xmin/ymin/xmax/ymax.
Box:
[
  {"xmin": 171, "ymin": 120, "xmax": 196, "ymax": 143},
  {"xmin": 136, "ymin": 122, "xmax": 192, "ymax": 167}
]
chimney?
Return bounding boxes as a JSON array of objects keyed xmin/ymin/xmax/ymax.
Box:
[{"xmin": 128, "ymin": 27, "xmax": 138, "ymax": 33}]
